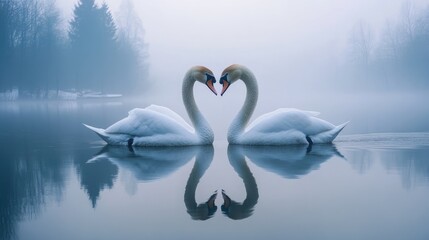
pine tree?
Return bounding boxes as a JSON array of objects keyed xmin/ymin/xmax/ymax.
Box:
[
  {"xmin": 69, "ymin": 0, "xmax": 98, "ymax": 90},
  {"xmin": 69, "ymin": 0, "xmax": 118, "ymax": 91},
  {"xmin": 96, "ymin": 2, "xmax": 118, "ymax": 92},
  {"xmin": 0, "ymin": 1, "xmax": 16, "ymax": 90}
]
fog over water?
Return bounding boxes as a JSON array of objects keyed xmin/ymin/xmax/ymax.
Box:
[
  {"xmin": 2, "ymin": 0, "xmax": 428, "ymax": 136},
  {"xmin": 50, "ymin": 0, "xmax": 429, "ymax": 138}
]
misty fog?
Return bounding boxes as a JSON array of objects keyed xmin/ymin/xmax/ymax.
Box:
[{"xmin": 1, "ymin": 0, "xmax": 429, "ymax": 137}]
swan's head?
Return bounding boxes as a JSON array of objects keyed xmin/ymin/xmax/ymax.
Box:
[
  {"xmin": 192, "ymin": 66, "xmax": 217, "ymax": 95},
  {"xmin": 219, "ymin": 64, "xmax": 243, "ymax": 96}
]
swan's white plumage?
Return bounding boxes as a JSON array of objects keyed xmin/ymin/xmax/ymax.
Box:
[
  {"xmin": 105, "ymin": 107, "xmax": 194, "ymax": 136},
  {"xmin": 223, "ymin": 65, "xmax": 348, "ymax": 145},
  {"xmin": 245, "ymin": 108, "xmax": 321, "ymax": 132},
  {"xmin": 84, "ymin": 106, "xmax": 198, "ymax": 146},
  {"xmin": 83, "ymin": 66, "xmax": 214, "ymax": 146},
  {"xmin": 240, "ymin": 109, "xmax": 347, "ymax": 145},
  {"xmin": 105, "ymin": 106, "xmax": 193, "ymax": 136},
  {"xmin": 145, "ymin": 104, "xmax": 194, "ymax": 133}
]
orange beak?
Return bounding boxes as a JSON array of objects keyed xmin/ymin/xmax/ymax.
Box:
[
  {"xmin": 220, "ymin": 81, "xmax": 230, "ymax": 96},
  {"xmin": 206, "ymin": 79, "xmax": 217, "ymax": 95}
]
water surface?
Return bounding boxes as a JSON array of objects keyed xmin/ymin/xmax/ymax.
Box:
[{"xmin": 1, "ymin": 100, "xmax": 429, "ymax": 240}]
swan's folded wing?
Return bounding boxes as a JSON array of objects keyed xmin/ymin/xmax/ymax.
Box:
[
  {"xmin": 245, "ymin": 108, "xmax": 325, "ymax": 134},
  {"xmin": 105, "ymin": 108, "xmax": 194, "ymax": 136},
  {"xmin": 145, "ymin": 105, "xmax": 194, "ymax": 133},
  {"xmin": 279, "ymin": 108, "xmax": 320, "ymax": 117}
]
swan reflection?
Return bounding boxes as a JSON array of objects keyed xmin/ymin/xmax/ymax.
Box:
[
  {"xmin": 184, "ymin": 145, "xmax": 218, "ymax": 220},
  {"xmin": 219, "ymin": 144, "xmax": 342, "ymax": 220},
  {"xmin": 84, "ymin": 145, "xmax": 198, "ymax": 207},
  {"xmin": 236, "ymin": 144, "xmax": 343, "ymax": 179},
  {"xmin": 221, "ymin": 145, "xmax": 259, "ymax": 220},
  {"xmin": 88, "ymin": 145, "xmax": 197, "ymax": 181}
]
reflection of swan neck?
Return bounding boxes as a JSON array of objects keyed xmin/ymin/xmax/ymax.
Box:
[
  {"xmin": 228, "ymin": 67, "xmax": 259, "ymax": 143},
  {"xmin": 184, "ymin": 146, "xmax": 216, "ymax": 220},
  {"xmin": 182, "ymin": 72, "xmax": 213, "ymax": 144},
  {"xmin": 230, "ymin": 146, "xmax": 259, "ymax": 205},
  {"xmin": 222, "ymin": 145, "xmax": 259, "ymax": 219},
  {"xmin": 184, "ymin": 148, "xmax": 205, "ymax": 208}
]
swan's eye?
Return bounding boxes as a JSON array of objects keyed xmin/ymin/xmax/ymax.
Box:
[
  {"xmin": 205, "ymin": 73, "xmax": 216, "ymax": 83},
  {"xmin": 220, "ymin": 73, "xmax": 228, "ymax": 84}
]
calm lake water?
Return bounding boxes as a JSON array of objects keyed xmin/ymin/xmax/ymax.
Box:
[{"xmin": 1, "ymin": 98, "xmax": 429, "ymax": 240}]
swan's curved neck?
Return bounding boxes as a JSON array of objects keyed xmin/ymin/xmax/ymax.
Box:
[
  {"xmin": 182, "ymin": 72, "xmax": 214, "ymax": 144},
  {"xmin": 228, "ymin": 68, "xmax": 258, "ymax": 143}
]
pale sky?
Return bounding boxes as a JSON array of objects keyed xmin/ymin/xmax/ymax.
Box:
[{"xmin": 56, "ymin": 0, "xmax": 429, "ymax": 91}]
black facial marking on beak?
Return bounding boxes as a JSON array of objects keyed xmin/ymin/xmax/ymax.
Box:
[
  {"xmin": 205, "ymin": 73, "xmax": 217, "ymax": 95},
  {"xmin": 205, "ymin": 73, "xmax": 216, "ymax": 83},
  {"xmin": 220, "ymin": 73, "xmax": 230, "ymax": 96}
]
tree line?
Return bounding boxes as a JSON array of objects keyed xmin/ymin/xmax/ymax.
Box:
[
  {"xmin": 347, "ymin": 2, "xmax": 429, "ymax": 90},
  {"xmin": 0, "ymin": 0, "xmax": 147, "ymax": 96}
]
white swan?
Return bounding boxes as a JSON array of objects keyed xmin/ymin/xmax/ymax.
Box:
[
  {"xmin": 83, "ymin": 66, "xmax": 217, "ymax": 146},
  {"xmin": 219, "ymin": 64, "xmax": 348, "ymax": 145}
]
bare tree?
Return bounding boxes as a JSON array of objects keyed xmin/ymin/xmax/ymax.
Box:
[
  {"xmin": 117, "ymin": 0, "xmax": 148, "ymax": 64},
  {"xmin": 382, "ymin": 21, "xmax": 400, "ymax": 62},
  {"xmin": 349, "ymin": 21, "xmax": 373, "ymax": 67},
  {"xmin": 400, "ymin": 1, "xmax": 417, "ymax": 42},
  {"xmin": 114, "ymin": 0, "xmax": 149, "ymax": 93}
]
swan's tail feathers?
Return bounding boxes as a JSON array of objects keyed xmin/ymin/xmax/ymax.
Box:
[
  {"xmin": 332, "ymin": 145, "xmax": 346, "ymax": 159},
  {"xmin": 331, "ymin": 121, "xmax": 349, "ymax": 140},
  {"xmin": 312, "ymin": 121, "xmax": 349, "ymax": 143},
  {"xmin": 86, "ymin": 146, "xmax": 110, "ymax": 163},
  {"xmin": 86, "ymin": 154, "xmax": 106, "ymax": 164},
  {"xmin": 83, "ymin": 123, "xmax": 110, "ymax": 143}
]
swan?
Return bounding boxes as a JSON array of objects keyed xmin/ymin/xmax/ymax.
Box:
[
  {"xmin": 219, "ymin": 64, "xmax": 348, "ymax": 145},
  {"xmin": 83, "ymin": 66, "xmax": 218, "ymax": 146}
]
